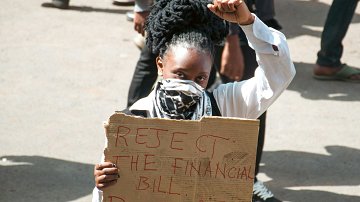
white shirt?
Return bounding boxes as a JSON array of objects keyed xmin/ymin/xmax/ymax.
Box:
[
  {"xmin": 130, "ymin": 15, "xmax": 295, "ymax": 119},
  {"xmin": 92, "ymin": 15, "xmax": 296, "ymax": 201}
]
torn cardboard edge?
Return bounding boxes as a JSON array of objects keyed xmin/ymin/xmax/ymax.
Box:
[{"xmin": 102, "ymin": 112, "xmax": 259, "ymax": 202}]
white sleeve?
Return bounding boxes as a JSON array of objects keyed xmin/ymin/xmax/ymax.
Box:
[
  {"xmin": 212, "ymin": 14, "xmax": 296, "ymax": 119},
  {"xmin": 92, "ymin": 187, "xmax": 103, "ymax": 202}
]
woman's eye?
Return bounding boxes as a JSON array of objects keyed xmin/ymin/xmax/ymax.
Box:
[
  {"xmin": 197, "ymin": 76, "xmax": 207, "ymax": 82},
  {"xmin": 176, "ymin": 72, "xmax": 184, "ymax": 78}
]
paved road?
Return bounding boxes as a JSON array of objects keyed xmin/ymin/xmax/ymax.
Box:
[{"xmin": 1, "ymin": 0, "xmax": 359, "ymax": 201}]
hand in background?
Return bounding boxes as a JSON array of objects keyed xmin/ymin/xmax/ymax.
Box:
[
  {"xmin": 221, "ymin": 34, "xmax": 244, "ymax": 81},
  {"xmin": 134, "ymin": 11, "xmax": 150, "ymax": 36}
]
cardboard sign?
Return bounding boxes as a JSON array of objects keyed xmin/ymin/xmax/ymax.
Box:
[{"xmin": 103, "ymin": 112, "xmax": 259, "ymax": 202}]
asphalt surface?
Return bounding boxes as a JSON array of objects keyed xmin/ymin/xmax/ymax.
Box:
[{"xmin": 1, "ymin": 0, "xmax": 359, "ymax": 201}]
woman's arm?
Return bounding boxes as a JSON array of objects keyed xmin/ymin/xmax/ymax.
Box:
[{"xmin": 213, "ymin": 15, "xmax": 296, "ymax": 119}]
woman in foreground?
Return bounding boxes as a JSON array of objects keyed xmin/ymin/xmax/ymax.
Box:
[{"xmin": 93, "ymin": 0, "xmax": 295, "ymax": 201}]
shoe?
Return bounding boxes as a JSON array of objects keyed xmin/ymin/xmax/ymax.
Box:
[
  {"xmin": 133, "ymin": 34, "xmax": 145, "ymax": 50},
  {"xmin": 52, "ymin": 0, "xmax": 69, "ymax": 9},
  {"xmin": 313, "ymin": 64, "xmax": 360, "ymax": 83},
  {"xmin": 126, "ymin": 11, "xmax": 134, "ymax": 22},
  {"xmin": 263, "ymin": 18, "xmax": 282, "ymax": 30},
  {"xmin": 112, "ymin": 0, "xmax": 135, "ymax": 6},
  {"xmin": 252, "ymin": 180, "xmax": 281, "ymax": 202}
]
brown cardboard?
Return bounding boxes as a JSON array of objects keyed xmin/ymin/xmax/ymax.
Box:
[{"xmin": 102, "ymin": 112, "xmax": 259, "ymax": 202}]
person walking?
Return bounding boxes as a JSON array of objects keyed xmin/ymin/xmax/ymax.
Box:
[{"xmin": 314, "ymin": 0, "xmax": 360, "ymax": 82}]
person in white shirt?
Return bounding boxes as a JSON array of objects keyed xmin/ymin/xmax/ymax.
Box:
[{"xmin": 93, "ymin": 0, "xmax": 295, "ymax": 201}]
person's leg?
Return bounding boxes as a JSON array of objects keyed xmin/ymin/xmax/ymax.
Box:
[
  {"xmin": 253, "ymin": 0, "xmax": 282, "ymax": 30},
  {"xmin": 316, "ymin": 0, "xmax": 358, "ymax": 68},
  {"xmin": 245, "ymin": 0, "xmax": 256, "ymax": 13},
  {"xmin": 314, "ymin": 0, "xmax": 360, "ymax": 81},
  {"xmin": 254, "ymin": 0, "xmax": 275, "ymax": 21},
  {"xmin": 254, "ymin": 112, "xmax": 266, "ymax": 177},
  {"xmin": 127, "ymin": 45, "xmax": 158, "ymax": 107}
]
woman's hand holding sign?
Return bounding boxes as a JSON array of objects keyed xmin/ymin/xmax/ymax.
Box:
[{"xmin": 94, "ymin": 162, "xmax": 119, "ymax": 190}]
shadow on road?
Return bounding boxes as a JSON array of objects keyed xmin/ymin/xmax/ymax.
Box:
[
  {"xmin": 41, "ymin": 2, "xmax": 132, "ymax": 14},
  {"xmin": 287, "ymin": 62, "xmax": 360, "ymax": 101},
  {"xmin": 1, "ymin": 148, "xmax": 359, "ymax": 202},
  {"xmin": 277, "ymin": 0, "xmax": 360, "ymax": 39},
  {"xmin": 0, "ymin": 155, "xmax": 94, "ymax": 202},
  {"xmin": 261, "ymin": 145, "xmax": 360, "ymax": 202}
]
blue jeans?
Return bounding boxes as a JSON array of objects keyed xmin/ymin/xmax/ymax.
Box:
[{"xmin": 316, "ymin": 0, "xmax": 358, "ymax": 67}]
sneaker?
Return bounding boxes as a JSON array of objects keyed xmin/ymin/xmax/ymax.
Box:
[
  {"xmin": 263, "ymin": 18, "xmax": 282, "ymax": 30},
  {"xmin": 252, "ymin": 180, "xmax": 281, "ymax": 202},
  {"xmin": 112, "ymin": 0, "xmax": 135, "ymax": 6},
  {"xmin": 52, "ymin": 0, "xmax": 69, "ymax": 9},
  {"xmin": 126, "ymin": 11, "xmax": 134, "ymax": 22}
]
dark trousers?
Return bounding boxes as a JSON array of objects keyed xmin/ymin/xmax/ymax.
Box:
[
  {"xmin": 246, "ymin": 0, "xmax": 275, "ymax": 21},
  {"xmin": 316, "ymin": 0, "xmax": 358, "ymax": 67},
  {"xmin": 127, "ymin": 45, "xmax": 158, "ymax": 107}
]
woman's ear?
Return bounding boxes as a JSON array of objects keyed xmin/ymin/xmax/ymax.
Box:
[{"xmin": 156, "ymin": 56, "xmax": 164, "ymax": 76}]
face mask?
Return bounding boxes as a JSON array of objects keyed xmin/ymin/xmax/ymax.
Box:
[{"xmin": 155, "ymin": 79, "xmax": 204, "ymax": 119}]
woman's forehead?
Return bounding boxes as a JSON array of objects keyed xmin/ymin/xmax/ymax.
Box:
[
  {"xmin": 166, "ymin": 46, "xmax": 211, "ymax": 63},
  {"xmin": 171, "ymin": 46, "xmax": 191, "ymax": 63}
]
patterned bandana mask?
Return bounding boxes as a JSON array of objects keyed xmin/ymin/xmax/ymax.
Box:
[{"xmin": 153, "ymin": 79, "xmax": 212, "ymax": 120}]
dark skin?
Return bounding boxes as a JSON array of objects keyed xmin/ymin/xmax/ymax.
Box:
[
  {"xmin": 94, "ymin": 162, "xmax": 119, "ymax": 189},
  {"xmin": 94, "ymin": 0, "xmax": 254, "ymax": 190},
  {"xmin": 134, "ymin": 11, "xmax": 150, "ymax": 36},
  {"xmin": 156, "ymin": 47, "xmax": 213, "ymax": 88},
  {"xmin": 221, "ymin": 34, "xmax": 244, "ymax": 81},
  {"xmin": 314, "ymin": 65, "xmax": 360, "ymax": 80}
]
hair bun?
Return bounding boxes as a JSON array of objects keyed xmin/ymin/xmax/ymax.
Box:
[{"xmin": 146, "ymin": 0, "xmax": 228, "ymax": 55}]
